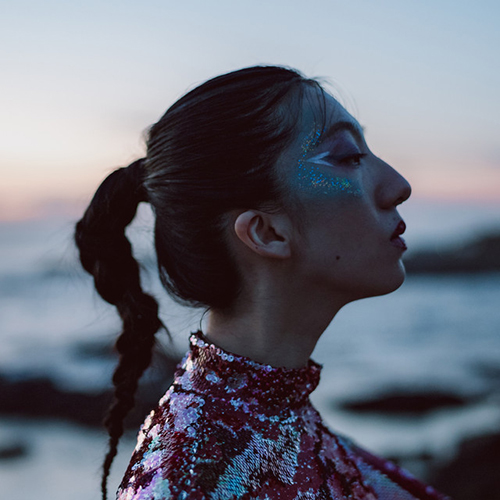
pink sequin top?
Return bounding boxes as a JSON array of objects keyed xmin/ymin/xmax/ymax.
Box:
[{"xmin": 117, "ymin": 331, "xmax": 450, "ymax": 500}]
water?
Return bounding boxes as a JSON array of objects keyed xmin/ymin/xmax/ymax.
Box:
[
  {"xmin": 0, "ymin": 417, "xmax": 136, "ymax": 500},
  {"xmin": 313, "ymin": 273, "xmax": 500, "ymax": 460},
  {"xmin": 1, "ymin": 203, "xmax": 499, "ymax": 499}
]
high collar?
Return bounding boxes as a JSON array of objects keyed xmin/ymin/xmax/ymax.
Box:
[{"xmin": 177, "ymin": 331, "xmax": 322, "ymax": 411}]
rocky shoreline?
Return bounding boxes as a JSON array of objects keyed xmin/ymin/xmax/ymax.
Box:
[
  {"xmin": 2, "ymin": 229, "xmax": 499, "ymax": 498},
  {"xmin": 0, "ymin": 342, "xmax": 179, "ymax": 430},
  {"xmin": 2, "ymin": 361, "xmax": 500, "ymax": 499},
  {"xmin": 404, "ymin": 230, "xmax": 500, "ymax": 274},
  {"xmin": 334, "ymin": 383, "xmax": 500, "ymax": 500}
]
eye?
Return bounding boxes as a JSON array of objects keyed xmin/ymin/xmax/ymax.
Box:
[
  {"xmin": 307, "ymin": 151, "xmax": 366, "ymax": 168},
  {"xmin": 336, "ymin": 153, "xmax": 367, "ymax": 167}
]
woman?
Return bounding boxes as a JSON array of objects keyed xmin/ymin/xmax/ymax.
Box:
[{"xmin": 75, "ymin": 66, "xmax": 449, "ymax": 500}]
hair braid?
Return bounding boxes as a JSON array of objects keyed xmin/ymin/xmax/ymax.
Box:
[
  {"xmin": 76, "ymin": 66, "xmax": 323, "ymax": 500},
  {"xmin": 74, "ymin": 159, "xmax": 166, "ymax": 500}
]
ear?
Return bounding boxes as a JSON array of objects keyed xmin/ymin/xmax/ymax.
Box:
[{"xmin": 233, "ymin": 210, "xmax": 292, "ymax": 259}]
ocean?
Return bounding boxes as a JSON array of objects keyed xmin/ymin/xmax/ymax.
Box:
[{"xmin": 1, "ymin": 200, "xmax": 499, "ymax": 500}]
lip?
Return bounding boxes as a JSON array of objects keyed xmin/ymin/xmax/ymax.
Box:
[{"xmin": 390, "ymin": 220, "xmax": 407, "ymax": 251}]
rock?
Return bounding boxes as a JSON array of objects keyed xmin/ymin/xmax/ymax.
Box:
[
  {"xmin": 471, "ymin": 361, "xmax": 500, "ymax": 386},
  {"xmin": 0, "ymin": 442, "xmax": 29, "ymax": 460},
  {"xmin": 71, "ymin": 339, "xmax": 115, "ymax": 360},
  {"xmin": 0, "ymin": 374, "xmax": 112, "ymax": 427},
  {"xmin": 338, "ymin": 391, "xmax": 469, "ymax": 415},
  {"xmin": 0, "ymin": 347, "xmax": 180, "ymax": 428},
  {"xmin": 404, "ymin": 230, "xmax": 500, "ymax": 274},
  {"xmin": 430, "ymin": 431, "xmax": 500, "ymax": 500}
]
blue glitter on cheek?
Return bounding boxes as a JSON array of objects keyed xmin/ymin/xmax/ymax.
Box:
[
  {"xmin": 298, "ymin": 170, "xmax": 362, "ymax": 198},
  {"xmin": 295, "ymin": 127, "xmax": 362, "ymax": 198}
]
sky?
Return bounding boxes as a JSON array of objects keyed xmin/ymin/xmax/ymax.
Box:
[{"xmin": 1, "ymin": 0, "xmax": 499, "ymax": 220}]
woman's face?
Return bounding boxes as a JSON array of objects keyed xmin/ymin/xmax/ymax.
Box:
[{"xmin": 281, "ymin": 87, "xmax": 412, "ymax": 302}]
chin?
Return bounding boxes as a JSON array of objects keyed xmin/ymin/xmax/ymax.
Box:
[
  {"xmin": 352, "ymin": 263, "xmax": 407, "ymax": 301},
  {"xmin": 373, "ymin": 262, "xmax": 407, "ymax": 297}
]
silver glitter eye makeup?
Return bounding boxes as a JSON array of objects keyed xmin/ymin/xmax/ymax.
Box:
[{"xmin": 308, "ymin": 152, "xmax": 332, "ymax": 166}]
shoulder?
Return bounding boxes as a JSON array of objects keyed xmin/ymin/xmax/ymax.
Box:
[
  {"xmin": 117, "ymin": 386, "xmax": 271, "ymax": 500},
  {"xmin": 117, "ymin": 385, "xmax": 207, "ymax": 498},
  {"xmin": 336, "ymin": 434, "xmax": 451, "ymax": 500}
]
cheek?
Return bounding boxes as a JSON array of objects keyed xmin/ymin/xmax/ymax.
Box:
[{"xmin": 293, "ymin": 162, "xmax": 362, "ymax": 200}]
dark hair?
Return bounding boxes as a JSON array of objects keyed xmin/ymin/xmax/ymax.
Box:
[{"xmin": 75, "ymin": 65, "xmax": 321, "ymax": 499}]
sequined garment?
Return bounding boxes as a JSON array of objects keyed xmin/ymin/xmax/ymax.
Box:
[{"xmin": 118, "ymin": 332, "xmax": 450, "ymax": 500}]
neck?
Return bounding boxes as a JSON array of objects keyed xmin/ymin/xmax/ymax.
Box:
[{"xmin": 204, "ymin": 282, "xmax": 347, "ymax": 368}]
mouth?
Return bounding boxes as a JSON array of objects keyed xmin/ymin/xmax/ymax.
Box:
[{"xmin": 390, "ymin": 220, "xmax": 407, "ymax": 251}]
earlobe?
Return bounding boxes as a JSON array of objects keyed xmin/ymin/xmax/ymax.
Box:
[{"xmin": 234, "ymin": 210, "xmax": 292, "ymax": 259}]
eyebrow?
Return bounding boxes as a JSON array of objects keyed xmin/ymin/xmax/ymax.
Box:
[{"xmin": 320, "ymin": 121, "xmax": 365, "ymax": 144}]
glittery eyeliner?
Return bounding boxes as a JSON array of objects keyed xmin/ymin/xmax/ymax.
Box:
[{"xmin": 295, "ymin": 127, "xmax": 362, "ymax": 198}]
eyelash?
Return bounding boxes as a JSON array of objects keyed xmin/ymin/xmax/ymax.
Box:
[
  {"xmin": 307, "ymin": 151, "xmax": 367, "ymax": 168},
  {"xmin": 335, "ymin": 153, "xmax": 367, "ymax": 167}
]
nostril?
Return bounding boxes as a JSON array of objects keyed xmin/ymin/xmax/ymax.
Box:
[
  {"xmin": 395, "ymin": 181, "xmax": 412, "ymax": 206},
  {"xmin": 376, "ymin": 181, "xmax": 411, "ymax": 209}
]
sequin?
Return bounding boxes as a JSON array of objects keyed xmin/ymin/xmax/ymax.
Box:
[{"xmin": 117, "ymin": 331, "xmax": 450, "ymax": 500}]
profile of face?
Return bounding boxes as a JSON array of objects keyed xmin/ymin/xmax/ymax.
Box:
[{"xmin": 281, "ymin": 86, "xmax": 412, "ymax": 303}]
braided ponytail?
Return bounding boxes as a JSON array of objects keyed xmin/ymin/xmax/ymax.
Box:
[
  {"xmin": 75, "ymin": 66, "xmax": 323, "ymax": 500},
  {"xmin": 74, "ymin": 159, "xmax": 165, "ymax": 500}
]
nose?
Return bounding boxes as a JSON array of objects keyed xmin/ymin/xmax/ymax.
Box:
[{"xmin": 375, "ymin": 158, "xmax": 412, "ymax": 209}]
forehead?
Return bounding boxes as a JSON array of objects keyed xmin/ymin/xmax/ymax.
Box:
[
  {"xmin": 298, "ymin": 86, "xmax": 361, "ymax": 144},
  {"xmin": 276, "ymin": 86, "xmax": 363, "ymax": 174}
]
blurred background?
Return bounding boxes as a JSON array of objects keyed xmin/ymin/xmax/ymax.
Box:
[{"xmin": 1, "ymin": 1, "xmax": 499, "ymax": 499}]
